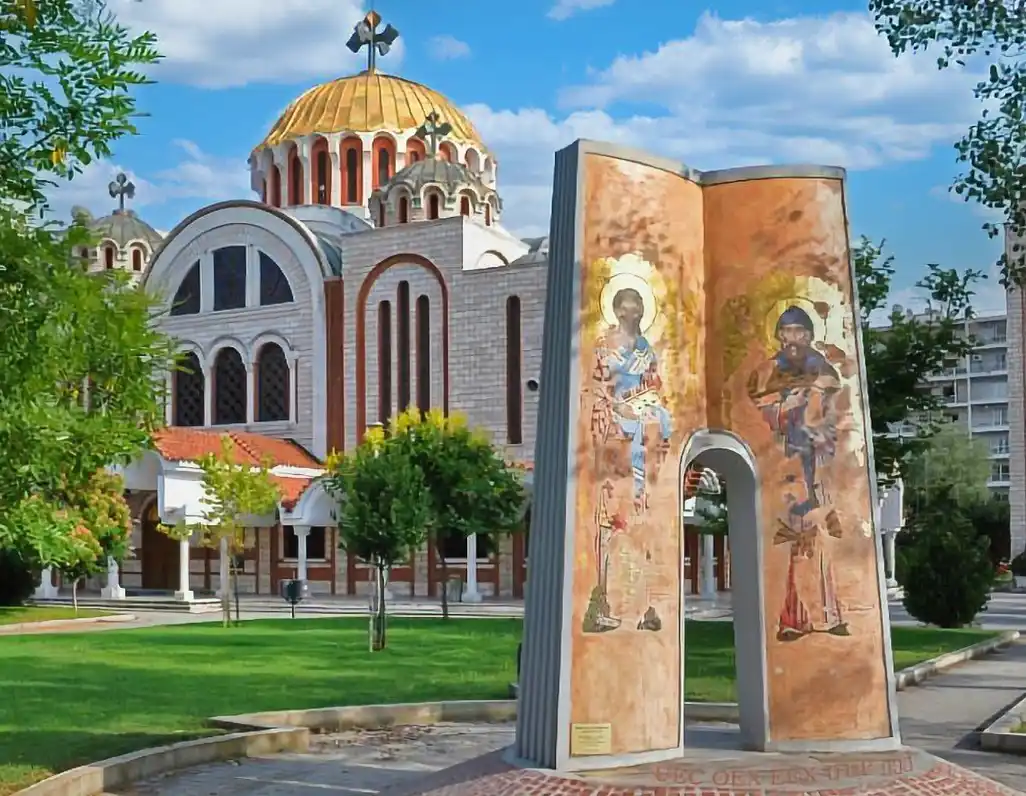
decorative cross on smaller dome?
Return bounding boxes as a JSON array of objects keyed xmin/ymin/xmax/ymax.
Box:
[
  {"xmin": 108, "ymin": 172, "xmax": 135, "ymax": 213},
  {"xmin": 416, "ymin": 111, "xmax": 452, "ymax": 157}
]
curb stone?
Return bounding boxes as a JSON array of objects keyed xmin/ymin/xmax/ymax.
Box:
[
  {"xmin": 0, "ymin": 613, "xmax": 136, "ymax": 635},
  {"xmin": 981, "ymin": 692, "xmax": 1026, "ymax": 754},
  {"xmin": 14, "ymin": 631, "xmax": 1019, "ymax": 795}
]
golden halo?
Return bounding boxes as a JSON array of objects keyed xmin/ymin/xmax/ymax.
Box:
[
  {"xmin": 600, "ymin": 273, "xmax": 658, "ymax": 334},
  {"xmin": 764, "ymin": 296, "xmax": 828, "ymax": 346}
]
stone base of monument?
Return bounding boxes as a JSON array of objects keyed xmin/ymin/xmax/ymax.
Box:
[{"xmin": 383, "ymin": 725, "xmax": 1021, "ymax": 795}]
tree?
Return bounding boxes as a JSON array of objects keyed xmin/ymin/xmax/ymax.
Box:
[
  {"xmin": 901, "ymin": 489, "xmax": 994, "ymax": 627},
  {"xmin": 904, "ymin": 421, "xmax": 993, "ymax": 512},
  {"xmin": 387, "ymin": 408, "xmax": 526, "ymax": 619},
  {"xmin": 1, "ymin": 0, "xmax": 159, "ymax": 208},
  {"xmin": 323, "ymin": 425, "xmax": 432, "ymax": 650},
  {"xmin": 56, "ymin": 469, "xmax": 133, "ymax": 613},
  {"xmin": 0, "ymin": 214, "xmax": 175, "ymax": 567},
  {"xmin": 163, "ymin": 438, "xmax": 281, "ymax": 628},
  {"xmin": 0, "ymin": 0, "xmax": 170, "ymax": 569},
  {"xmin": 869, "ymin": 0, "xmax": 1026, "ymax": 285},
  {"xmin": 854, "ymin": 236, "xmax": 982, "ymax": 482}
]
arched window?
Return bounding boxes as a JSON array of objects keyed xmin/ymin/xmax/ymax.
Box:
[
  {"xmin": 289, "ymin": 150, "xmax": 302, "ymax": 205},
  {"xmin": 485, "ymin": 202, "xmax": 492, "ymax": 226},
  {"xmin": 256, "ymin": 342, "xmax": 289, "ymax": 422},
  {"xmin": 213, "ymin": 246, "xmax": 247, "ymax": 311},
  {"xmin": 397, "ymin": 281, "xmax": 411, "ymax": 411},
  {"xmin": 131, "ymin": 247, "xmax": 144, "ymax": 272},
  {"xmin": 507, "ymin": 296, "xmax": 523, "ymax": 444},
  {"xmin": 173, "ymin": 351, "xmax": 205, "ymax": 427},
  {"xmin": 377, "ymin": 202, "xmax": 386, "ymax": 227},
  {"xmin": 104, "ymin": 245, "xmax": 115, "ymax": 270},
  {"xmin": 416, "ymin": 295, "xmax": 430, "ymax": 413},
  {"xmin": 345, "ymin": 148, "xmax": 359, "ymax": 203},
  {"xmin": 408, "ymin": 151, "xmax": 420, "ymax": 163},
  {"xmin": 259, "ymin": 252, "xmax": 293, "ymax": 305},
  {"xmin": 170, "ymin": 261, "xmax": 201, "ymax": 316},
  {"xmin": 213, "ymin": 347, "xmax": 247, "ymax": 425},
  {"xmin": 460, "ymin": 196, "xmax": 471, "ymax": 216},
  {"xmin": 269, "ymin": 167, "xmax": 281, "ymax": 207},
  {"xmin": 398, "ymin": 196, "xmax": 409, "ymax": 223},
  {"xmin": 378, "ymin": 300, "xmax": 392, "ymax": 426},
  {"xmin": 316, "ymin": 150, "xmax": 329, "ymax": 204},
  {"xmin": 428, "ymin": 193, "xmax": 440, "ymax": 220},
  {"xmin": 377, "ymin": 147, "xmax": 391, "ymax": 187}
]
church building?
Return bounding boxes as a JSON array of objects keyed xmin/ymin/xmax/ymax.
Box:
[
  {"xmin": 36, "ymin": 15, "xmax": 725, "ymax": 605},
  {"xmin": 46, "ymin": 16, "xmax": 545, "ymax": 603}
]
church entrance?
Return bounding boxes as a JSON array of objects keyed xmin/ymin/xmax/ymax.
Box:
[{"xmin": 140, "ymin": 500, "xmax": 178, "ymax": 591}]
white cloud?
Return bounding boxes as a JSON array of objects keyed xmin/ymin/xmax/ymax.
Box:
[
  {"xmin": 427, "ymin": 34, "xmax": 471, "ymax": 61},
  {"xmin": 43, "ymin": 140, "xmax": 252, "ymax": 222},
  {"xmin": 465, "ymin": 11, "xmax": 985, "ymax": 237},
  {"xmin": 547, "ymin": 0, "xmax": 616, "ymax": 21},
  {"xmin": 108, "ymin": 0, "xmax": 405, "ymax": 88}
]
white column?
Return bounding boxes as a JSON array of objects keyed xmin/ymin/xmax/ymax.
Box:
[
  {"xmin": 301, "ymin": 139, "xmax": 313, "ymax": 205},
  {"xmin": 463, "ymin": 533, "xmax": 482, "ymax": 602},
  {"xmin": 701, "ymin": 535, "xmax": 717, "ymax": 599},
  {"xmin": 175, "ymin": 538, "xmax": 194, "ymax": 601},
  {"xmin": 884, "ymin": 530, "xmax": 898, "ymax": 588},
  {"xmin": 295, "ymin": 526, "xmax": 309, "ymax": 582},
  {"xmin": 100, "ymin": 557, "xmax": 126, "ymax": 599},
  {"xmin": 245, "ymin": 363, "xmax": 256, "ymax": 424},
  {"xmin": 276, "ymin": 162, "xmax": 287, "ymax": 206},
  {"xmin": 202, "ymin": 362, "xmax": 213, "ymax": 426},
  {"xmin": 362, "ymin": 147, "xmax": 373, "ymax": 215},
  {"xmin": 34, "ymin": 567, "xmax": 59, "ymax": 599},
  {"xmin": 329, "ymin": 150, "xmax": 341, "ymax": 206}
]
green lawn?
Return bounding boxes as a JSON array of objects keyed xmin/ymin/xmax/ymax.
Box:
[
  {"xmin": 0, "ymin": 618, "xmax": 995, "ymax": 795},
  {"xmin": 0, "ymin": 606, "xmax": 110, "ymax": 627}
]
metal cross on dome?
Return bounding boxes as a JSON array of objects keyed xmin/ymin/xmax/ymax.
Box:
[
  {"xmin": 346, "ymin": 10, "xmax": 399, "ymax": 73},
  {"xmin": 416, "ymin": 111, "xmax": 452, "ymax": 157},
  {"xmin": 108, "ymin": 172, "xmax": 135, "ymax": 213}
]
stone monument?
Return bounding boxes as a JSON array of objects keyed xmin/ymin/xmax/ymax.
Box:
[{"xmin": 398, "ymin": 140, "xmax": 1021, "ymax": 796}]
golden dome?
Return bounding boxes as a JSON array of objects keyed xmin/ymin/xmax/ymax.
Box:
[{"xmin": 257, "ymin": 71, "xmax": 485, "ymax": 152}]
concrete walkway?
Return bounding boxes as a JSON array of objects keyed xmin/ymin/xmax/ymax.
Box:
[{"xmin": 898, "ymin": 639, "xmax": 1026, "ymax": 791}]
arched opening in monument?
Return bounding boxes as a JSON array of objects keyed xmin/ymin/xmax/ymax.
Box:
[{"xmin": 679, "ymin": 429, "xmax": 767, "ymax": 752}]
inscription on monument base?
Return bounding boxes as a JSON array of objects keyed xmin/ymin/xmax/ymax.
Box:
[{"xmin": 570, "ymin": 723, "xmax": 613, "ymax": 756}]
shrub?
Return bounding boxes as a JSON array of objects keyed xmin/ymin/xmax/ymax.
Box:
[
  {"xmin": 0, "ymin": 548, "xmax": 38, "ymax": 606},
  {"xmin": 901, "ymin": 493, "xmax": 993, "ymax": 628},
  {"xmin": 1010, "ymin": 551, "xmax": 1026, "ymax": 577}
]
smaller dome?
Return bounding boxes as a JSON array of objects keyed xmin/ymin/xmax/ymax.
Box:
[
  {"xmin": 385, "ymin": 157, "xmax": 490, "ymax": 199},
  {"xmin": 89, "ymin": 209, "xmax": 163, "ymax": 249}
]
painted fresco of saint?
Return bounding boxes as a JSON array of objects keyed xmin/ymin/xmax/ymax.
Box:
[
  {"xmin": 747, "ymin": 304, "xmax": 848, "ymax": 642},
  {"xmin": 590, "ymin": 287, "xmax": 673, "ymax": 515}
]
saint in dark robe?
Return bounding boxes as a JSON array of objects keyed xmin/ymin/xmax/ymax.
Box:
[{"xmin": 747, "ymin": 305, "xmax": 848, "ymax": 641}]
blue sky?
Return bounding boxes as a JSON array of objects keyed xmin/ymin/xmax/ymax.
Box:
[{"xmin": 51, "ymin": 0, "xmax": 1007, "ymax": 314}]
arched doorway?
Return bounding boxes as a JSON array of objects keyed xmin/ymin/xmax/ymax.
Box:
[
  {"xmin": 140, "ymin": 500, "xmax": 179, "ymax": 591},
  {"xmin": 679, "ymin": 429, "xmax": 767, "ymax": 751}
]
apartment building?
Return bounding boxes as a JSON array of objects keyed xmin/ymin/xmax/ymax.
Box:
[
  {"xmin": 924, "ymin": 312, "xmax": 1011, "ymax": 499},
  {"xmin": 881, "ymin": 311, "xmax": 1011, "ymax": 501}
]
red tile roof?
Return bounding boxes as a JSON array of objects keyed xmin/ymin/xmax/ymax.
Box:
[
  {"xmin": 271, "ymin": 475, "xmax": 315, "ymax": 510},
  {"xmin": 152, "ymin": 427, "xmax": 321, "ymax": 469}
]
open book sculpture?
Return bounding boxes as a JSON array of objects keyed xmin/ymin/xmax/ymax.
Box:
[{"xmin": 517, "ymin": 140, "xmax": 899, "ymax": 770}]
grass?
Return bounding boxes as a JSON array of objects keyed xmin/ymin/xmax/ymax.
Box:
[
  {"xmin": 0, "ymin": 606, "xmax": 110, "ymax": 626},
  {"xmin": 0, "ymin": 618, "xmax": 996, "ymax": 795}
]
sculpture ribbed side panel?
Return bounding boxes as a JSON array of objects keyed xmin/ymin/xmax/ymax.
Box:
[{"xmin": 515, "ymin": 141, "xmax": 581, "ymax": 769}]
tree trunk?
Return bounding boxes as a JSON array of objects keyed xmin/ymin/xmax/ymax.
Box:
[
  {"xmin": 372, "ymin": 563, "xmax": 388, "ymax": 651},
  {"xmin": 231, "ymin": 557, "xmax": 241, "ymax": 627},
  {"xmin": 220, "ymin": 538, "xmax": 230, "ymax": 629},
  {"xmin": 72, "ymin": 578, "xmax": 79, "ymax": 615},
  {"xmin": 438, "ymin": 537, "xmax": 450, "ymax": 621}
]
